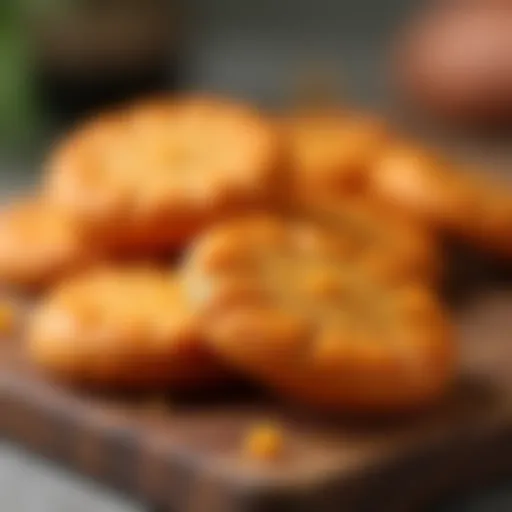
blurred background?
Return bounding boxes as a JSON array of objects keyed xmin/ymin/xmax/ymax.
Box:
[
  {"xmin": 1, "ymin": 0, "xmax": 510, "ymax": 183},
  {"xmin": 1, "ymin": 0, "xmax": 511, "ymax": 158},
  {"xmin": 0, "ymin": 0, "xmax": 511, "ymax": 510}
]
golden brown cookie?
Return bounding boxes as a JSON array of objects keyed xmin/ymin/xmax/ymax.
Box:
[
  {"xmin": 369, "ymin": 143, "xmax": 512, "ymax": 256},
  {"xmin": 0, "ymin": 199, "xmax": 95, "ymax": 289},
  {"xmin": 184, "ymin": 215, "xmax": 455, "ymax": 412},
  {"xmin": 44, "ymin": 95, "xmax": 282, "ymax": 253},
  {"xmin": 28, "ymin": 267, "xmax": 226, "ymax": 389},
  {"xmin": 283, "ymin": 108, "xmax": 389, "ymax": 197}
]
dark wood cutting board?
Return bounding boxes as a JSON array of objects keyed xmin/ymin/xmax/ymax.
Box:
[{"xmin": 2, "ymin": 263, "xmax": 512, "ymax": 512}]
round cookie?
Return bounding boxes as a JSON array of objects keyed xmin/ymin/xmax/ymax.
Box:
[
  {"xmin": 283, "ymin": 108, "xmax": 389, "ymax": 197},
  {"xmin": 184, "ymin": 215, "xmax": 455, "ymax": 412},
  {"xmin": 0, "ymin": 199, "xmax": 95, "ymax": 289},
  {"xmin": 28, "ymin": 267, "xmax": 226, "ymax": 389},
  {"xmin": 44, "ymin": 95, "xmax": 282, "ymax": 253},
  {"xmin": 369, "ymin": 143, "xmax": 512, "ymax": 256}
]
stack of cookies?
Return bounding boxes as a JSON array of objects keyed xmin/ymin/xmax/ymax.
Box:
[{"xmin": 2, "ymin": 94, "xmax": 511, "ymax": 414}]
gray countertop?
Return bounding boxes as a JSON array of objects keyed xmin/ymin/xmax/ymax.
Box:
[{"xmin": 0, "ymin": 442, "xmax": 142, "ymax": 512}]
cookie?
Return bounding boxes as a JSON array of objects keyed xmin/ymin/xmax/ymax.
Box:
[
  {"xmin": 295, "ymin": 196, "xmax": 439, "ymax": 284},
  {"xmin": 28, "ymin": 267, "xmax": 225, "ymax": 388},
  {"xmin": 283, "ymin": 108, "xmax": 389, "ymax": 197},
  {"xmin": 44, "ymin": 95, "xmax": 282, "ymax": 252},
  {"xmin": 369, "ymin": 143, "xmax": 512, "ymax": 256},
  {"xmin": 0, "ymin": 199, "xmax": 95, "ymax": 288},
  {"xmin": 184, "ymin": 215, "xmax": 455, "ymax": 412}
]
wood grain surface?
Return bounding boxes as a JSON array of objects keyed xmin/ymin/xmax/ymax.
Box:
[{"xmin": 2, "ymin": 254, "xmax": 512, "ymax": 512}]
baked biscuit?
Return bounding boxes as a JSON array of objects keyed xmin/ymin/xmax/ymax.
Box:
[
  {"xmin": 0, "ymin": 199, "xmax": 95, "ymax": 288},
  {"xmin": 184, "ymin": 216, "xmax": 455, "ymax": 412},
  {"xmin": 369, "ymin": 143, "xmax": 512, "ymax": 256},
  {"xmin": 44, "ymin": 95, "xmax": 282, "ymax": 252},
  {"xmin": 28, "ymin": 267, "xmax": 225, "ymax": 388},
  {"xmin": 283, "ymin": 108, "xmax": 389, "ymax": 197}
]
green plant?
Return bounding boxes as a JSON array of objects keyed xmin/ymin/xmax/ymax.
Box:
[
  {"xmin": 0, "ymin": 0, "xmax": 73, "ymax": 145},
  {"xmin": 0, "ymin": 2, "xmax": 37, "ymax": 145}
]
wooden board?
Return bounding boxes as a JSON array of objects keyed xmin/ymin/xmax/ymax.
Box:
[{"xmin": 2, "ymin": 262, "xmax": 512, "ymax": 511}]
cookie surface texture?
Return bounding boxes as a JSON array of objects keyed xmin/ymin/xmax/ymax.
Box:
[
  {"xmin": 294, "ymin": 196, "xmax": 439, "ymax": 284},
  {"xmin": 0, "ymin": 199, "xmax": 94, "ymax": 288},
  {"xmin": 28, "ymin": 267, "xmax": 225, "ymax": 389},
  {"xmin": 45, "ymin": 95, "xmax": 281, "ymax": 252},
  {"xmin": 369, "ymin": 143, "xmax": 512, "ymax": 256},
  {"xmin": 284, "ymin": 109, "xmax": 389, "ymax": 197},
  {"xmin": 184, "ymin": 215, "xmax": 455, "ymax": 412}
]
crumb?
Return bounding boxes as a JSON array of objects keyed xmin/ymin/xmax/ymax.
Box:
[{"xmin": 244, "ymin": 422, "xmax": 284, "ymax": 461}]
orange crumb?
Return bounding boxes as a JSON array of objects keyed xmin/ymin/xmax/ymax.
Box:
[
  {"xmin": 244, "ymin": 422, "xmax": 284, "ymax": 461},
  {"xmin": 0, "ymin": 301, "xmax": 17, "ymax": 337}
]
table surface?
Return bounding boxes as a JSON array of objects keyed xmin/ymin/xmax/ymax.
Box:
[{"xmin": 1, "ymin": 1, "xmax": 512, "ymax": 510}]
